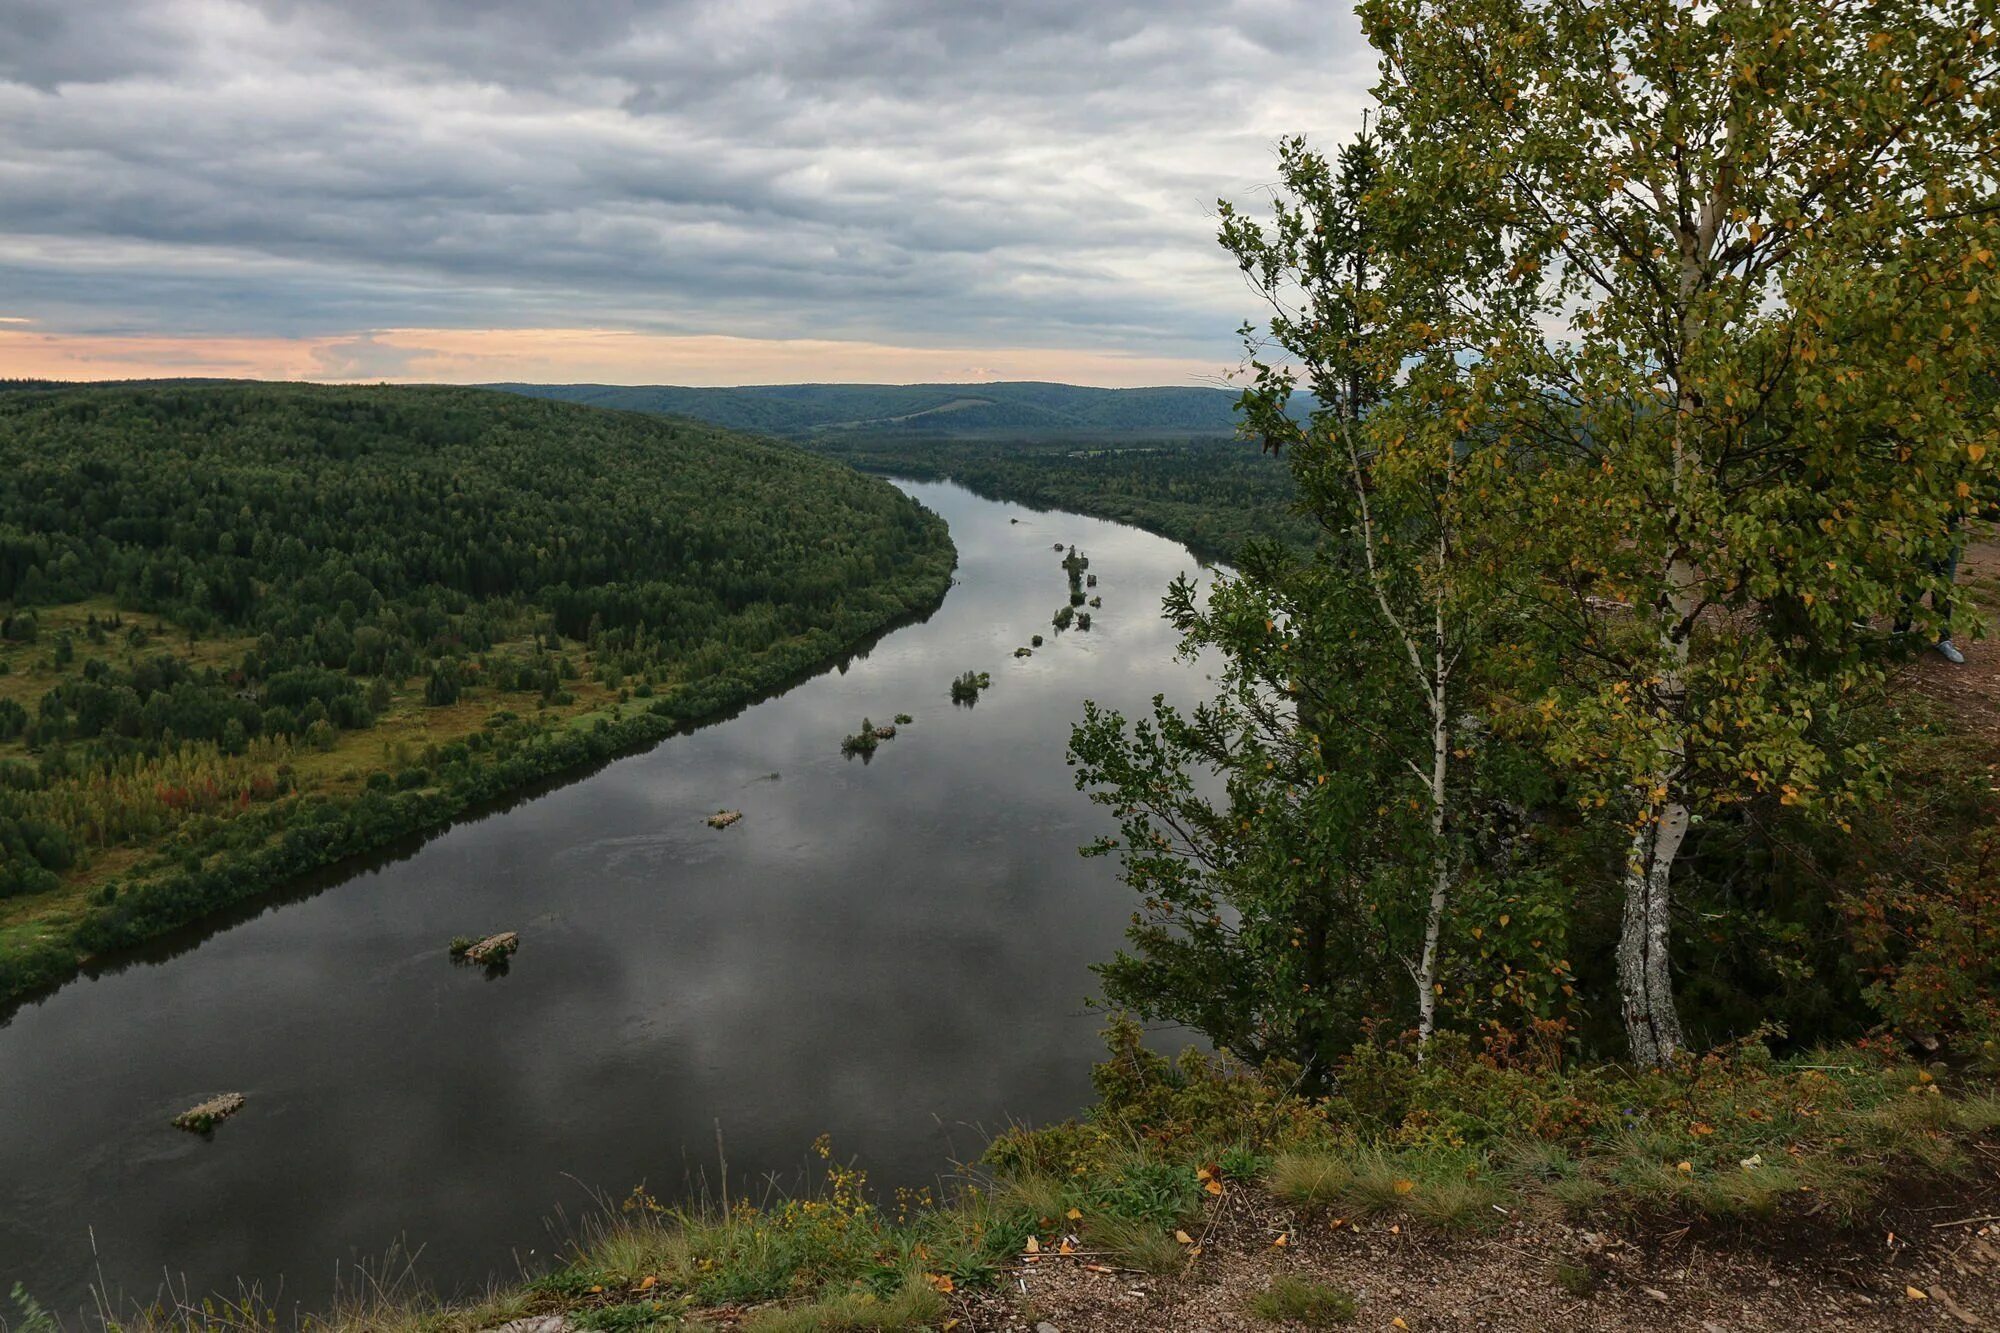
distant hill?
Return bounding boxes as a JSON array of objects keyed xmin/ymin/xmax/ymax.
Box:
[{"xmin": 488, "ymin": 380, "xmax": 1259, "ymax": 439}]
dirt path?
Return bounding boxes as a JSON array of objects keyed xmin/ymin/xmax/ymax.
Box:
[
  {"xmin": 1904, "ymin": 523, "xmax": 2000, "ymax": 744},
  {"xmin": 956, "ymin": 1183, "xmax": 2000, "ymax": 1330}
]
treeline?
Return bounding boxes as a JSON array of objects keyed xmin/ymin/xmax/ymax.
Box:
[
  {"xmin": 0, "ymin": 383, "xmax": 956, "ymax": 998},
  {"xmin": 797, "ymin": 435, "xmax": 1314, "ymax": 562}
]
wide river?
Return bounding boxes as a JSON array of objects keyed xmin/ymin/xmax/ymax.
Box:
[{"xmin": 0, "ymin": 482, "xmax": 1221, "ymax": 1315}]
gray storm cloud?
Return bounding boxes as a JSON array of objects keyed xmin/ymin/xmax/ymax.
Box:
[{"xmin": 0, "ymin": 0, "xmax": 1373, "ymax": 359}]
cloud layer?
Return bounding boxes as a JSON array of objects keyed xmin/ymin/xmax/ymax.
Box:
[{"xmin": 0, "ymin": 0, "xmax": 1374, "ymax": 383}]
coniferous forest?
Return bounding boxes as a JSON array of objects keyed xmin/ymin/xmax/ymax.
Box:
[{"xmin": 0, "ymin": 382, "xmax": 955, "ymax": 1001}]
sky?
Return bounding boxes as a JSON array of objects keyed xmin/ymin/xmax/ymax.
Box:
[{"xmin": 0, "ymin": 0, "xmax": 1376, "ymax": 387}]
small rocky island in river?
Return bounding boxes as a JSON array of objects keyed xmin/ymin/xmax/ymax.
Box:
[
  {"xmin": 450, "ymin": 932, "xmax": 520, "ymax": 966},
  {"xmin": 173, "ymin": 1093, "xmax": 246, "ymax": 1134},
  {"xmin": 841, "ymin": 718, "xmax": 897, "ymax": 757}
]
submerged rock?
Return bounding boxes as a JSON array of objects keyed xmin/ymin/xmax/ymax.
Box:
[
  {"xmin": 173, "ymin": 1092, "xmax": 245, "ymax": 1133},
  {"xmin": 706, "ymin": 809, "xmax": 743, "ymax": 829}
]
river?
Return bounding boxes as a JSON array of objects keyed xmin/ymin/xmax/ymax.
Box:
[{"xmin": 0, "ymin": 482, "xmax": 1222, "ymax": 1315}]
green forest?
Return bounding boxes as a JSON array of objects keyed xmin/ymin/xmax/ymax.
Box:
[
  {"xmin": 0, "ymin": 383, "xmax": 955, "ymax": 1002},
  {"xmin": 497, "ymin": 384, "xmax": 1316, "ymax": 564}
]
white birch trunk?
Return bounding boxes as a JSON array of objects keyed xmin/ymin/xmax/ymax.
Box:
[{"xmin": 1414, "ymin": 591, "xmax": 1450, "ymax": 1047}]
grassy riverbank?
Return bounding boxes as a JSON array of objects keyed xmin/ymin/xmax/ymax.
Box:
[{"xmin": 0, "ymin": 384, "xmax": 957, "ymax": 1007}]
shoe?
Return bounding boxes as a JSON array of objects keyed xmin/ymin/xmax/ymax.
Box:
[{"xmin": 1937, "ymin": 639, "xmax": 1966, "ymax": 664}]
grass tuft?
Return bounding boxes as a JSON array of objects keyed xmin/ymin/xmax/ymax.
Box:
[
  {"xmin": 1550, "ymin": 1259, "xmax": 1597, "ymax": 1296},
  {"xmin": 1083, "ymin": 1214, "xmax": 1188, "ymax": 1276},
  {"xmin": 1407, "ymin": 1174, "xmax": 1506, "ymax": 1233},
  {"xmin": 1248, "ymin": 1275, "xmax": 1358, "ymax": 1326},
  {"xmin": 740, "ymin": 1274, "xmax": 944, "ymax": 1332},
  {"xmin": 1267, "ymin": 1151, "xmax": 1355, "ymax": 1208}
]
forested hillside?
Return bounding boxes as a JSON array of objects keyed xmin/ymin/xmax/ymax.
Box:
[
  {"xmin": 493, "ymin": 380, "xmax": 1262, "ymax": 438},
  {"xmin": 0, "ymin": 383, "xmax": 955, "ymax": 1001}
]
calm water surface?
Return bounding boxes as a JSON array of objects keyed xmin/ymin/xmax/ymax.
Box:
[{"xmin": 0, "ymin": 483, "xmax": 1217, "ymax": 1313}]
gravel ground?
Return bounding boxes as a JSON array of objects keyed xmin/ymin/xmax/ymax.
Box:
[{"xmin": 937, "ymin": 1174, "xmax": 2000, "ymax": 1331}]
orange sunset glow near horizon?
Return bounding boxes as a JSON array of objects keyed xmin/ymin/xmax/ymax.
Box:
[{"xmin": 0, "ymin": 326, "xmax": 1235, "ymax": 389}]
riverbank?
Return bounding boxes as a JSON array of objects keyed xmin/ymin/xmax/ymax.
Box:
[
  {"xmin": 0, "ymin": 384, "xmax": 960, "ymax": 1010},
  {"xmin": 0, "ymin": 572, "xmax": 954, "ymax": 1010},
  {"xmin": 794, "ymin": 435, "xmax": 1314, "ymax": 564}
]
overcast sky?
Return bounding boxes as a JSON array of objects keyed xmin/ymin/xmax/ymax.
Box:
[{"xmin": 0, "ymin": 0, "xmax": 1374, "ymax": 385}]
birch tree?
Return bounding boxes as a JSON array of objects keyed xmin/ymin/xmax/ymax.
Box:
[
  {"xmin": 1219, "ymin": 128, "xmax": 1510, "ymax": 1045},
  {"xmin": 1067, "ymin": 131, "xmax": 1549, "ymax": 1081},
  {"xmin": 1361, "ymin": 0, "xmax": 2000, "ymax": 1061}
]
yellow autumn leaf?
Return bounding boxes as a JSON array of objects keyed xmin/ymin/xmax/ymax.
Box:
[
  {"xmin": 925, "ymin": 1273, "xmax": 955, "ymax": 1294},
  {"xmin": 1970, "ymin": 443, "xmax": 1988, "ymax": 463},
  {"xmin": 1273, "ymin": 1232, "xmax": 1290, "ymax": 1247},
  {"xmin": 1393, "ymin": 1179, "xmax": 1415, "ymax": 1195},
  {"xmin": 1907, "ymin": 1286, "xmax": 1929, "ymax": 1301},
  {"xmin": 1677, "ymin": 1161, "xmax": 1693, "ymax": 1175},
  {"xmin": 1065, "ymin": 1207, "xmax": 1082, "ymax": 1221},
  {"xmin": 1175, "ymin": 1229, "xmax": 1195, "ymax": 1245},
  {"xmin": 1205, "ymin": 1177, "xmax": 1225, "ymax": 1196},
  {"xmin": 636, "ymin": 1275, "xmax": 657, "ymax": 1292},
  {"xmin": 1024, "ymin": 1235, "xmax": 1039, "ymax": 1254}
]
